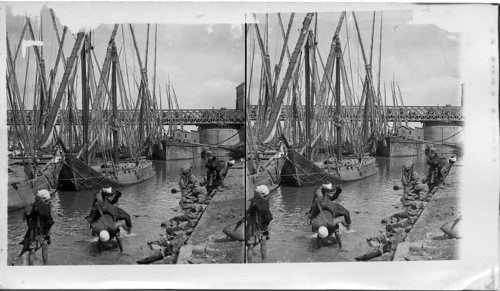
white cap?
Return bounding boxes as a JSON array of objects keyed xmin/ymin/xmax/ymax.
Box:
[
  {"xmin": 102, "ymin": 187, "xmax": 113, "ymax": 194},
  {"xmin": 99, "ymin": 230, "xmax": 110, "ymax": 242},
  {"xmin": 318, "ymin": 226, "xmax": 328, "ymax": 238},
  {"xmin": 322, "ymin": 183, "xmax": 333, "ymax": 190},
  {"xmin": 449, "ymin": 156, "xmax": 457, "ymax": 163},
  {"xmin": 255, "ymin": 185, "xmax": 269, "ymax": 196},
  {"xmin": 228, "ymin": 159, "xmax": 235, "ymax": 165},
  {"xmin": 37, "ymin": 189, "xmax": 51, "ymax": 200}
]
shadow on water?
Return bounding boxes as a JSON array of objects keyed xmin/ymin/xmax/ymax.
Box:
[
  {"xmin": 261, "ymin": 155, "xmax": 456, "ymax": 263},
  {"xmin": 8, "ymin": 159, "xmax": 207, "ymax": 265}
]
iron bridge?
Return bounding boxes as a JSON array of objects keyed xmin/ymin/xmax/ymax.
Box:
[
  {"xmin": 7, "ymin": 109, "xmax": 245, "ymax": 126},
  {"xmin": 249, "ymin": 105, "xmax": 464, "ymax": 123}
]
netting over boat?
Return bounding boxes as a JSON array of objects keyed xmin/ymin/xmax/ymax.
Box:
[{"xmin": 281, "ymin": 149, "xmax": 339, "ymax": 187}]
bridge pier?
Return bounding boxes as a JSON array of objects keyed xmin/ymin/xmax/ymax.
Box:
[
  {"xmin": 198, "ymin": 124, "xmax": 244, "ymax": 156},
  {"xmin": 422, "ymin": 121, "xmax": 464, "ymax": 155}
]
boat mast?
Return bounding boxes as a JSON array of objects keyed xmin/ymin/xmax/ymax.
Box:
[
  {"xmin": 81, "ymin": 34, "xmax": 89, "ymax": 164},
  {"xmin": 304, "ymin": 32, "xmax": 311, "ymax": 159},
  {"xmin": 335, "ymin": 38, "xmax": 342, "ymax": 160},
  {"xmin": 262, "ymin": 13, "xmax": 314, "ymax": 143},
  {"xmin": 39, "ymin": 32, "xmax": 84, "ymax": 148},
  {"xmin": 111, "ymin": 42, "xmax": 119, "ymax": 165}
]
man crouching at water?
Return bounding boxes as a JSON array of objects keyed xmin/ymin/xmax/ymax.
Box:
[
  {"xmin": 179, "ymin": 163, "xmax": 197, "ymax": 195},
  {"xmin": 246, "ymin": 185, "xmax": 273, "ymax": 263},
  {"xmin": 91, "ymin": 214, "xmax": 130, "ymax": 253},
  {"xmin": 86, "ymin": 187, "xmax": 132, "ymax": 230},
  {"xmin": 306, "ymin": 183, "xmax": 344, "ymax": 218},
  {"xmin": 306, "ymin": 183, "xmax": 351, "ymax": 250}
]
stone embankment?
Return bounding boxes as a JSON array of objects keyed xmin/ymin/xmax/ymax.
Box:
[
  {"xmin": 359, "ymin": 171, "xmax": 461, "ymax": 262},
  {"xmin": 393, "ymin": 183, "xmax": 460, "ymax": 261},
  {"xmin": 138, "ymin": 164, "xmax": 244, "ymax": 264}
]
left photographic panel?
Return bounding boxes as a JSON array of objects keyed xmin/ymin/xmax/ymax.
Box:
[{"xmin": 6, "ymin": 3, "xmax": 245, "ymax": 265}]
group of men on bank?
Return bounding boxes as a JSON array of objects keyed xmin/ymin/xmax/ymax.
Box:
[
  {"xmin": 245, "ymin": 146, "xmax": 456, "ymax": 262},
  {"xmin": 18, "ymin": 147, "xmax": 453, "ymax": 265},
  {"xmin": 20, "ymin": 150, "xmax": 236, "ymax": 265}
]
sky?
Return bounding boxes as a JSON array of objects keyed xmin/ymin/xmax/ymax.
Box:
[
  {"xmin": 7, "ymin": 3, "xmax": 244, "ymax": 110},
  {"xmin": 248, "ymin": 9, "xmax": 462, "ymax": 107}
]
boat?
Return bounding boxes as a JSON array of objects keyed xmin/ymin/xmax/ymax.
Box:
[
  {"xmin": 248, "ymin": 153, "xmax": 285, "ymax": 190},
  {"xmin": 152, "ymin": 140, "xmax": 201, "ymax": 160},
  {"xmin": 247, "ymin": 12, "xmax": 385, "ymax": 188},
  {"xmin": 281, "ymin": 149, "xmax": 378, "ymax": 187},
  {"xmin": 8, "ymin": 161, "xmax": 62, "ymax": 212},
  {"xmin": 57, "ymin": 31, "xmax": 156, "ymax": 191},
  {"xmin": 58, "ymin": 153, "xmax": 155, "ymax": 191}
]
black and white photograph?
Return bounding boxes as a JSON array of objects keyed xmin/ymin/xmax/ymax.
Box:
[
  {"xmin": 245, "ymin": 8, "xmax": 488, "ymax": 264},
  {"xmin": 5, "ymin": 3, "xmax": 245, "ymax": 266},
  {"xmin": 0, "ymin": 2, "xmax": 498, "ymax": 289}
]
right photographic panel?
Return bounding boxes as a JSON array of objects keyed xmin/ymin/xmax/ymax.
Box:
[{"xmin": 245, "ymin": 10, "xmax": 464, "ymax": 263}]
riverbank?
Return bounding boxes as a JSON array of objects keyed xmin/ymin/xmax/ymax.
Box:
[
  {"xmin": 392, "ymin": 180, "xmax": 460, "ymax": 260},
  {"xmin": 177, "ymin": 165, "xmax": 245, "ymax": 264},
  {"xmin": 141, "ymin": 163, "xmax": 244, "ymax": 264},
  {"xmin": 363, "ymin": 165, "xmax": 462, "ymax": 262}
]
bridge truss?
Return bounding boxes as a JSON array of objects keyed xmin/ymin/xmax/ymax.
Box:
[
  {"xmin": 7, "ymin": 109, "xmax": 245, "ymax": 126},
  {"xmin": 249, "ymin": 105, "xmax": 464, "ymax": 123}
]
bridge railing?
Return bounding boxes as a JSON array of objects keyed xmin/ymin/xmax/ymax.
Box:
[
  {"xmin": 7, "ymin": 109, "xmax": 245, "ymax": 126},
  {"xmin": 249, "ymin": 105, "xmax": 464, "ymax": 122}
]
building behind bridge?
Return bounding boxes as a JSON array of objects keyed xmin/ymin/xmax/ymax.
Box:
[{"xmin": 397, "ymin": 125, "xmax": 424, "ymax": 140}]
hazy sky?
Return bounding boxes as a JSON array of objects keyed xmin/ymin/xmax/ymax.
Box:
[
  {"xmin": 248, "ymin": 9, "xmax": 462, "ymax": 107},
  {"xmin": 7, "ymin": 4, "xmax": 244, "ymax": 110}
]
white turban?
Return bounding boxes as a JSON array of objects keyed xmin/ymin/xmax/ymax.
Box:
[
  {"xmin": 37, "ymin": 189, "xmax": 51, "ymax": 200},
  {"xmin": 102, "ymin": 187, "xmax": 113, "ymax": 194},
  {"xmin": 318, "ymin": 226, "xmax": 328, "ymax": 238},
  {"xmin": 99, "ymin": 230, "xmax": 110, "ymax": 242},
  {"xmin": 255, "ymin": 185, "xmax": 269, "ymax": 196},
  {"xmin": 228, "ymin": 159, "xmax": 235, "ymax": 165},
  {"xmin": 322, "ymin": 183, "xmax": 333, "ymax": 190}
]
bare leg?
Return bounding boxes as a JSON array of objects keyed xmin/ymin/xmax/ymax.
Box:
[
  {"xmin": 115, "ymin": 220, "xmax": 130, "ymax": 234},
  {"xmin": 28, "ymin": 250, "xmax": 35, "ymax": 265},
  {"xmin": 116, "ymin": 234, "xmax": 124, "ymax": 253},
  {"xmin": 97, "ymin": 240, "xmax": 103, "ymax": 253},
  {"xmin": 334, "ymin": 231, "xmax": 343, "ymax": 249},
  {"xmin": 247, "ymin": 245, "xmax": 253, "ymax": 263},
  {"xmin": 260, "ymin": 239, "xmax": 267, "ymax": 262},
  {"xmin": 41, "ymin": 240, "xmax": 49, "ymax": 265}
]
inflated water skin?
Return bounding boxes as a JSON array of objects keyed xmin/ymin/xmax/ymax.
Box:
[
  {"xmin": 311, "ymin": 211, "xmax": 345, "ymax": 232},
  {"xmin": 223, "ymin": 220, "xmax": 245, "ymax": 241}
]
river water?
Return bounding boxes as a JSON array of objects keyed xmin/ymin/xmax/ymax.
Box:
[
  {"xmin": 259, "ymin": 155, "xmax": 461, "ymax": 263},
  {"xmin": 7, "ymin": 159, "xmax": 207, "ymax": 265}
]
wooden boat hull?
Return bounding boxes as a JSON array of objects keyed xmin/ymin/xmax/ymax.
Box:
[
  {"xmin": 281, "ymin": 149, "xmax": 339, "ymax": 187},
  {"xmin": 8, "ymin": 162, "xmax": 62, "ymax": 212},
  {"xmin": 58, "ymin": 154, "xmax": 155, "ymax": 191},
  {"xmin": 281, "ymin": 149, "xmax": 378, "ymax": 187},
  {"xmin": 248, "ymin": 156, "xmax": 284, "ymax": 189},
  {"xmin": 152, "ymin": 140, "xmax": 201, "ymax": 160},
  {"xmin": 113, "ymin": 160, "xmax": 156, "ymax": 186},
  {"xmin": 246, "ymin": 155, "xmax": 284, "ymax": 206},
  {"xmin": 327, "ymin": 157, "xmax": 379, "ymax": 182}
]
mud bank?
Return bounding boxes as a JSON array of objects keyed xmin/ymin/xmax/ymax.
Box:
[{"xmin": 140, "ymin": 164, "xmax": 244, "ymax": 264}]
